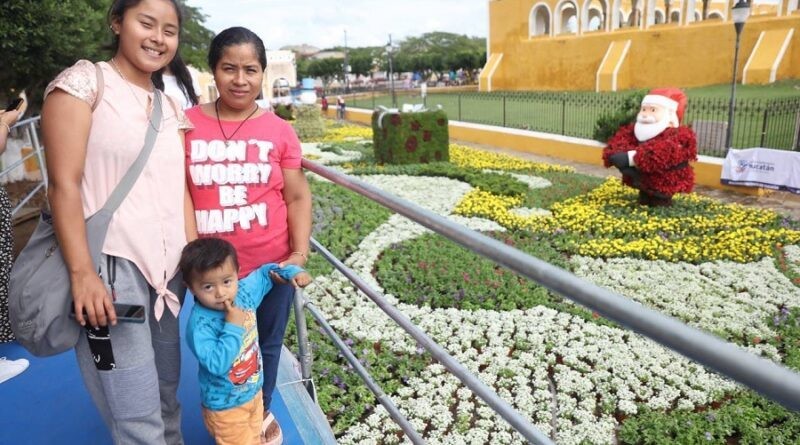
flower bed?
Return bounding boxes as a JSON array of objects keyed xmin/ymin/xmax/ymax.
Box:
[{"xmin": 296, "ymin": 123, "xmax": 800, "ymax": 444}]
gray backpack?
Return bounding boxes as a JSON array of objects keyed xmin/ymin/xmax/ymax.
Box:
[{"xmin": 9, "ymin": 65, "xmax": 163, "ymax": 356}]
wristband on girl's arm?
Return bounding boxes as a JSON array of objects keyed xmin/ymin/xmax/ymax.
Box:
[
  {"xmin": 291, "ymin": 251, "xmax": 307, "ymax": 261},
  {"xmin": 0, "ymin": 121, "xmax": 10, "ymax": 134}
]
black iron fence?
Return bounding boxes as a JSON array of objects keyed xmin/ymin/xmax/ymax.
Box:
[{"xmin": 326, "ymin": 87, "xmax": 800, "ymax": 157}]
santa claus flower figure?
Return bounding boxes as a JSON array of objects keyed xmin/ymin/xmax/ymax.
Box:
[{"xmin": 603, "ymin": 88, "xmax": 698, "ymax": 206}]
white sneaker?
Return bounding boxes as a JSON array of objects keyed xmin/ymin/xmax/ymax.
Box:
[{"xmin": 0, "ymin": 357, "xmax": 29, "ymax": 384}]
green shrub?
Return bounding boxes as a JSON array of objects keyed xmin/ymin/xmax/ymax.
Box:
[
  {"xmin": 307, "ymin": 178, "xmax": 392, "ymax": 276},
  {"xmin": 274, "ymin": 103, "xmax": 293, "ymax": 121},
  {"xmin": 371, "ymin": 109, "xmax": 449, "ymax": 164},
  {"xmin": 593, "ymin": 91, "xmax": 646, "ymax": 143},
  {"xmin": 293, "ymin": 104, "xmax": 326, "ymax": 140}
]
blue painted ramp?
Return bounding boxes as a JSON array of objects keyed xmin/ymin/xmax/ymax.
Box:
[{"xmin": 0, "ymin": 296, "xmax": 316, "ymax": 444}]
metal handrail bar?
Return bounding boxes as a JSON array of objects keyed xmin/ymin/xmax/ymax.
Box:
[
  {"xmin": 2, "ymin": 117, "xmax": 47, "ymax": 217},
  {"xmin": 308, "ymin": 236, "xmax": 555, "ymax": 444},
  {"xmin": 299, "ymin": 291, "xmax": 428, "ymax": 444},
  {"xmin": 11, "ymin": 182, "xmax": 45, "ymax": 216},
  {"xmin": 292, "ymin": 288, "xmax": 316, "ymax": 401},
  {"xmin": 0, "ymin": 146, "xmax": 40, "ymax": 178},
  {"xmin": 301, "ymin": 158, "xmax": 800, "ymax": 412}
]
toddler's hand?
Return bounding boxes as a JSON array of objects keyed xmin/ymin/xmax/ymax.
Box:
[{"xmin": 223, "ymin": 300, "xmax": 247, "ymax": 327}]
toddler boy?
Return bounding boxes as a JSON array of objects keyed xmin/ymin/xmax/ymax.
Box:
[{"xmin": 180, "ymin": 238, "xmax": 311, "ymax": 445}]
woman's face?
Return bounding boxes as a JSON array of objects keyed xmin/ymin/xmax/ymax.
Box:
[
  {"xmin": 113, "ymin": 0, "xmax": 179, "ymax": 77},
  {"xmin": 213, "ymin": 43, "xmax": 264, "ymax": 112}
]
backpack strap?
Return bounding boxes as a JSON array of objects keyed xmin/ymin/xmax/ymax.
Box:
[{"xmin": 92, "ymin": 63, "xmax": 104, "ymax": 112}]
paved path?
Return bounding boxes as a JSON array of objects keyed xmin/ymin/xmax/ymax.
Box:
[{"xmin": 459, "ymin": 140, "xmax": 800, "ymax": 221}]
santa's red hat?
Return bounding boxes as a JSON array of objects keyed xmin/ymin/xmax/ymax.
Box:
[{"xmin": 641, "ymin": 88, "xmax": 687, "ymax": 125}]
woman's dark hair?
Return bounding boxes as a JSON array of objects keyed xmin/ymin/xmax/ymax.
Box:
[
  {"xmin": 107, "ymin": 0, "xmax": 183, "ymax": 53},
  {"xmin": 153, "ymin": 53, "xmax": 199, "ymax": 106},
  {"xmin": 179, "ymin": 238, "xmax": 239, "ymax": 283},
  {"xmin": 208, "ymin": 27, "xmax": 267, "ymax": 71}
]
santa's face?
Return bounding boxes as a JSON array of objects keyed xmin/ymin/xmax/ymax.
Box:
[{"xmin": 634, "ymin": 103, "xmax": 674, "ymax": 142}]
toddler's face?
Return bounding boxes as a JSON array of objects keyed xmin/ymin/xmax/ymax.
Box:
[{"xmin": 189, "ymin": 257, "xmax": 239, "ymax": 310}]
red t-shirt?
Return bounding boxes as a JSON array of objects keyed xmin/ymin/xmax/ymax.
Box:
[{"xmin": 184, "ymin": 107, "xmax": 302, "ymax": 276}]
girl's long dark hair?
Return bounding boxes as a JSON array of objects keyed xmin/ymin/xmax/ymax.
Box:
[{"xmin": 153, "ymin": 54, "xmax": 199, "ymax": 106}]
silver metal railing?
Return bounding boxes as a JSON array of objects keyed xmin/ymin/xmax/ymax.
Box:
[
  {"xmin": 1, "ymin": 116, "xmax": 47, "ymax": 216},
  {"xmin": 289, "ymin": 157, "xmax": 800, "ymax": 441}
]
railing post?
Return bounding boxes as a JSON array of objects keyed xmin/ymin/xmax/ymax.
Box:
[
  {"xmin": 292, "ymin": 288, "xmax": 315, "ymax": 401},
  {"xmin": 503, "ymin": 95, "xmax": 507, "ymax": 127},
  {"xmin": 561, "ymin": 93, "xmax": 567, "ymax": 135},
  {"xmin": 760, "ymin": 107, "xmax": 769, "ymax": 148},
  {"xmin": 795, "ymin": 109, "xmax": 800, "ymax": 151},
  {"xmin": 458, "ymin": 94, "xmax": 462, "ymax": 121},
  {"xmin": 27, "ymin": 121, "xmax": 47, "ymax": 189}
]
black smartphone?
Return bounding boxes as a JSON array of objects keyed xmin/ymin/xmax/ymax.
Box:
[
  {"xmin": 70, "ymin": 303, "xmax": 146, "ymax": 323},
  {"xmin": 4, "ymin": 98, "xmax": 23, "ymax": 112}
]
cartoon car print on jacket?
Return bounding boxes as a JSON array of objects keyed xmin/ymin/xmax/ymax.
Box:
[{"xmin": 229, "ymin": 340, "xmax": 260, "ymax": 385}]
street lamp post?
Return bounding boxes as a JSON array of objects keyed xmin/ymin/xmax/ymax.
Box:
[
  {"xmin": 386, "ymin": 34, "xmax": 396, "ymax": 108},
  {"xmin": 725, "ymin": 0, "xmax": 751, "ymax": 149},
  {"xmin": 343, "ymin": 29, "xmax": 350, "ymax": 94}
]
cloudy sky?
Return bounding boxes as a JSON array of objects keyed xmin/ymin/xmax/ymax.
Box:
[{"xmin": 186, "ymin": 0, "xmax": 489, "ymax": 50}]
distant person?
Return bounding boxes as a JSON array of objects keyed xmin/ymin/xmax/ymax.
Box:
[
  {"xmin": 0, "ymin": 96, "xmax": 30, "ymax": 384},
  {"xmin": 336, "ymin": 95, "xmax": 345, "ymax": 121},
  {"xmin": 155, "ymin": 53, "xmax": 201, "ymax": 110},
  {"xmin": 420, "ymin": 82, "xmax": 427, "ymax": 101},
  {"xmin": 181, "ymin": 238, "xmax": 311, "ymax": 445},
  {"xmin": 320, "ymin": 94, "xmax": 328, "ymax": 112}
]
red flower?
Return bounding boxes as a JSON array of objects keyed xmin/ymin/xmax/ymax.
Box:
[
  {"xmin": 410, "ymin": 120, "xmax": 421, "ymax": 131},
  {"xmin": 405, "ymin": 136, "xmax": 418, "ymax": 152},
  {"xmin": 423, "ymin": 130, "xmax": 432, "ymax": 142},
  {"xmin": 391, "ymin": 114, "xmax": 402, "ymax": 126}
]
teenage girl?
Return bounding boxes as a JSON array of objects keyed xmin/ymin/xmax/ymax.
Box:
[{"xmin": 41, "ymin": 0, "xmax": 197, "ymax": 443}]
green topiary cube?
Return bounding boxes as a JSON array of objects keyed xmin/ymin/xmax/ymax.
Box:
[
  {"xmin": 372, "ymin": 109, "xmax": 449, "ymax": 165},
  {"xmin": 293, "ymin": 104, "xmax": 326, "ymax": 140}
]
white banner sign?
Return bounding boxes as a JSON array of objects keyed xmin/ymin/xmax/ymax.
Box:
[{"xmin": 721, "ymin": 148, "xmax": 800, "ymax": 194}]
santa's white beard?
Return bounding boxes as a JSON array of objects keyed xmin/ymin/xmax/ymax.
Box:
[{"xmin": 634, "ymin": 114, "xmax": 670, "ymax": 142}]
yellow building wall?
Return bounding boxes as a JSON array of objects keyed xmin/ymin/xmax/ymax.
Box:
[{"xmin": 486, "ymin": 0, "xmax": 800, "ymax": 91}]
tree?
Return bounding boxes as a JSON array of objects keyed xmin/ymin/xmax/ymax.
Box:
[
  {"xmin": 307, "ymin": 58, "xmax": 344, "ymax": 85},
  {"xmin": 395, "ymin": 31, "xmax": 485, "ymax": 79},
  {"xmin": 177, "ymin": 1, "xmax": 215, "ymax": 69},
  {"xmin": 0, "ymin": 0, "xmax": 214, "ymax": 106},
  {"xmin": 0, "ymin": 0, "xmax": 107, "ymax": 103},
  {"xmin": 347, "ymin": 47, "xmax": 380, "ymax": 78}
]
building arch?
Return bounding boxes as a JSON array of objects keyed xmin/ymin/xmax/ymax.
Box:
[
  {"xmin": 645, "ymin": 0, "xmax": 671, "ymax": 27},
  {"xmin": 554, "ymin": 0, "xmax": 580, "ymax": 34},
  {"xmin": 670, "ymin": 9, "xmax": 681, "ymax": 23},
  {"xmin": 582, "ymin": 0, "xmax": 608, "ymax": 32},
  {"xmin": 529, "ymin": 2, "xmax": 552, "ymax": 37},
  {"xmin": 707, "ymin": 10, "xmax": 724, "ymax": 20}
]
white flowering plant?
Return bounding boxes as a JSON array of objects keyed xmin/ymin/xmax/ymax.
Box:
[{"xmin": 290, "ymin": 123, "xmax": 800, "ymax": 444}]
